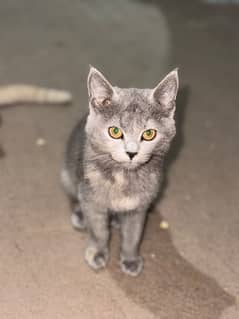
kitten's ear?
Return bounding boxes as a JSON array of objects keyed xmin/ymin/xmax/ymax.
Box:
[
  {"xmin": 87, "ymin": 66, "xmax": 114, "ymax": 107},
  {"xmin": 152, "ymin": 69, "xmax": 179, "ymax": 115}
]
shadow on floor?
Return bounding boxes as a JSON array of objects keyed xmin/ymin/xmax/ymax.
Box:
[{"xmin": 108, "ymin": 211, "xmax": 235, "ymax": 318}]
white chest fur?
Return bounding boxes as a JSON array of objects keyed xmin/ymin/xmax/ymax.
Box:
[
  {"xmin": 84, "ymin": 167, "xmax": 140, "ymax": 212},
  {"xmin": 110, "ymin": 171, "xmax": 140, "ymax": 211}
]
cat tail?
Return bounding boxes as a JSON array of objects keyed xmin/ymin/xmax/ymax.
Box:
[{"xmin": 0, "ymin": 84, "xmax": 72, "ymax": 106}]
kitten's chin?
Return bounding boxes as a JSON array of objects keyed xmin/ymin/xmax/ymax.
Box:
[
  {"xmin": 121, "ymin": 161, "xmax": 140, "ymax": 170},
  {"xmin": 111, "ymin": 155, "xmax": 137, "ymax": 169},
  {"xmin": 120, "ymin": 157, "xmax": 153, "ymax": 170},
  {"xmin": 111, "ymin": 156, "xmax": 145, "ymax": 170}
]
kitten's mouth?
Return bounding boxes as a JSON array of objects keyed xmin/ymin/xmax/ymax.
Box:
[
  {"xmin": 110, "ymin": 154, "xmax": 138, "ymax": 169},
  {"xmin": 110, "ymin": 155, "xmax": 148, "ymax": 170},
  {"xmin": 122, "ymin": 155, "xmax": 153, "ymax": 170},
  {"xmin": 110, "ymin": 150, "xmax": 153, "ymax": 169}
]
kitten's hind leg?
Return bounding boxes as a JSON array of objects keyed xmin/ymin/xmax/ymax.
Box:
[{"xmin": 61, "ymin": 169, "xmax": 86, "ymax": 230}]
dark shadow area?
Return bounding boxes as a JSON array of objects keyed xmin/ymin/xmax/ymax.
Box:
[
  {"xmin": 138, "ymin": 0, "xmax": 207, "ymax": 23},
  {"xmin": 109, "ymin": 211, "xmax": 235, "ymax": 318}
]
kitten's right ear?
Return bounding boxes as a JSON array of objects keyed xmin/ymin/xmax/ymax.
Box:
[
  {"xmin": 151, "ymin": 69, "xmax": 179, "ymax": 117},
  {"xmin": 87, "ymin": 66, "xmax": 114, "ymax": 108}
]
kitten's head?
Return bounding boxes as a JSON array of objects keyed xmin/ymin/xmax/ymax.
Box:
[{"xmin": 85, "ymin": 66, "xmax": 179, "ymax": 169}]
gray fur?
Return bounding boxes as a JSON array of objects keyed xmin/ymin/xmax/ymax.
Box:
[{"xmin": 62, "ymin": 66, "xmax": 179, "ymax": 276}]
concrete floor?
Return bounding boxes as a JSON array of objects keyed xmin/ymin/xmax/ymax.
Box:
[{"xmin": 0, "ymin": 0, "xmax": 239, "ymax": 318}]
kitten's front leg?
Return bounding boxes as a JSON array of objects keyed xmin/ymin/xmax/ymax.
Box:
[
  {"xmin": 84, "ymin": 205, "xmax": 109, "ymax": 271},
  {"xmin": 120, "ymin": 210, "xmax": 147, "ymax": 277}
]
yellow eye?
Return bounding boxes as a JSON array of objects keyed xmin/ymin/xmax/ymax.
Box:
[
  {"xmin": 142, "ymin": 129, "xmax": 157, "ymax": 141},
  {"xmin": 108, "ymin": 127, "xmax": 123, "ymax": 139}
]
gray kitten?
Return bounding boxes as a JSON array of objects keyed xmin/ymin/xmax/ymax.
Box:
[{"xmin": 61, "ymin": 66, "xmax": 179, "ymax": 276}]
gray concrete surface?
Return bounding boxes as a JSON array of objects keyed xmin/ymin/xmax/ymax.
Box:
[{"xmin": 0, "ymin": 0, "xmax": 238, "ymax": 318}]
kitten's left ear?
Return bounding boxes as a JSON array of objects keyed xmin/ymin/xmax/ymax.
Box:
[
  {"xmin": 87, "ymin": 66, "xmax": 115, "ymax": 108},
  {"xmin": 151, "ymin": 69, "xmax": 179, "ymax": 116}
]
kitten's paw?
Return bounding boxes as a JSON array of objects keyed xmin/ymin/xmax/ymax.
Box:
[
  {"xmin": 85, "ymin": 246, "xmax": 109, "ymax": 271},
  {"xmin": 120, "ymin": 256, "xmax": 143, "ymax": 277},
  {"xmin": 71, "ymin": 212, "xmax": 86, "ymax": 231}
]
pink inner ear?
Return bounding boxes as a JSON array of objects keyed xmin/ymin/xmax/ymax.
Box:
[
  {"xmin": 158, "ymin": 91, "xmax": 172, "ymax": 106},
  {"xmin": 153, "ymin": 69, "xmax": 179, "ymax": 106},
  {"xmin": 153, "ymin": 81, "xmax": 178, "ymax": 107},
  {"xmin": 153, "ymin": 86, "xmax": 174, "ymax": 106},
  {"xmin": 88, "ymin": 67, "xmax": 114, "ymax": 101}
]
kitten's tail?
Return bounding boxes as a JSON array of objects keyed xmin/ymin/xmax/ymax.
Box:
[{"xmin": 0, "ymin": 84, "xmax": 72, "ymax": 106}]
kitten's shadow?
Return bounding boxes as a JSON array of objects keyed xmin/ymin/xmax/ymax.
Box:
[{"xmin": 108, "ymin": 211, "xmax": 235, "ymax": 318}]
